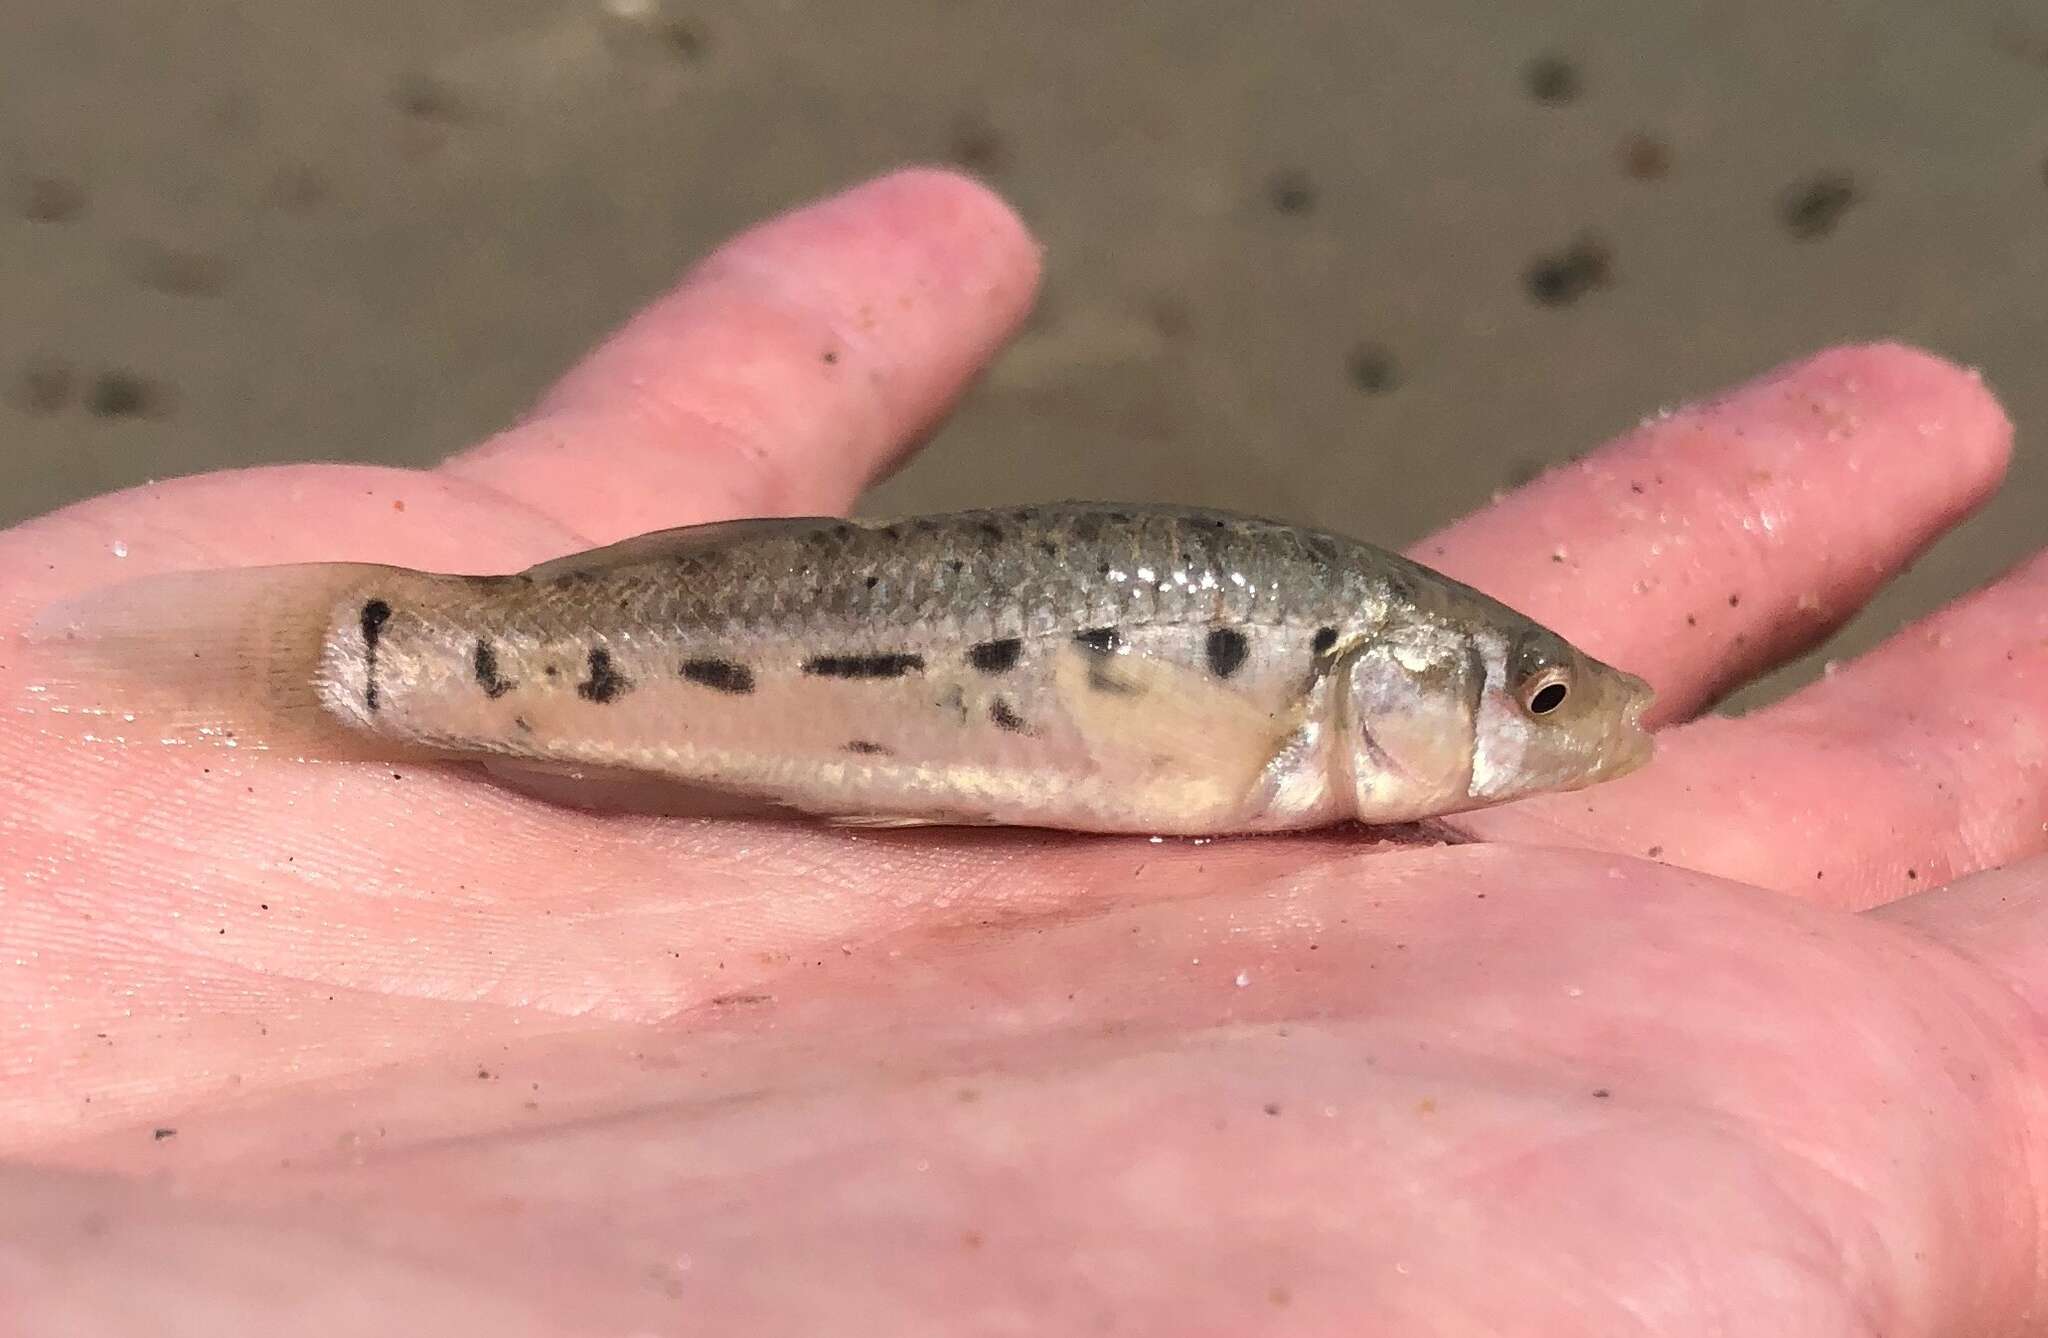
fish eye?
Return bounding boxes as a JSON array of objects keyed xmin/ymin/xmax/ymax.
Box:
[{"xmin": 1520, "ymin": 669, "xmax": 1572, "ymax": 717}]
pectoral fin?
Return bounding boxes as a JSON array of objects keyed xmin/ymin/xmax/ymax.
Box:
[{"xmin": 1051, "ymin": 643, "xmax": 1299, "ymax": 815}]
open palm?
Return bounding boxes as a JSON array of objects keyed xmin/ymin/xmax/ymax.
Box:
[{"xmin": 4, "ymin": 170, "xmax": 2045, "ymax": 1336}]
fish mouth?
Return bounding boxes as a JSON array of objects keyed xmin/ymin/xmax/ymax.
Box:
[
  {"xmin": 1622, "ymin": 672, "xmax": 1655, "ymax": 726},
  {"xmin": 1604, "ymin": 674, "xmax": 1657, "ymax": 779}
]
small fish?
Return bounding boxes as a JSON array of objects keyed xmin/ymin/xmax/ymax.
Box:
[{"xmin": 22, "ymin": 503, "xmax": 1654, "ymax": 834}]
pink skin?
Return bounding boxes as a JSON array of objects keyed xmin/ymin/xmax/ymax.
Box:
[{"xmin": 2, "ymin": 168, "xmax": 2046, "ymax": 1334}]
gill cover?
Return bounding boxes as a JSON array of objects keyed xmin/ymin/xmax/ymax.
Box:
[{"xmin": 1334, "ymin": 635, "xmax": 1485, "ymax": 822}]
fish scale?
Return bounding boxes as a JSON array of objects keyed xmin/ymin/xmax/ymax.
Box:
[
  {"xmin": 24, "ymin": 501, "xmax": 1656, "ymax": 834},
  {"xmin": 546, "ymin": 507, "xmax": 1377, "ymax": 643}
]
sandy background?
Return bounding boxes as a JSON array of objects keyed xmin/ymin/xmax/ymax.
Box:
[{"xmin": 3, "ymin": 1, "xmax": 2043, "ymax": 703}]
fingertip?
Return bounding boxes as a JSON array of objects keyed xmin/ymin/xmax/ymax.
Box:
[
  {"xmin": 1418, "ymin": 340, "xmax": 2018, "ymax": 720},
  {"xmin": 545, "ymin": 163, "xmax": 1046, "ymax": 420},
  {"xmin": 708, "ymin": 164, "xmax": 1043, "ymax": 329},
  {"xmin": 851, "ymin": 163, "xmax": 1046, "ymax": 281},
  {"xmin": 445, "ymin": 166, "xmax": 1045, "ymax": 535},
  {"xmin": 1763, "ymin": 341, "xmax": 2012, "ymax": 489}
]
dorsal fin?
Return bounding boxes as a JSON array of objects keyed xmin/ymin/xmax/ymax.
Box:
[{"xmin": 522, "ymin": 516, "xmax": 848, "ymax": 579}]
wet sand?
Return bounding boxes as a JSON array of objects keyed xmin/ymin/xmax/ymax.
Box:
[{"xmin": 3, "ymin": 1, "xmax": 2042, "ymax": 703}]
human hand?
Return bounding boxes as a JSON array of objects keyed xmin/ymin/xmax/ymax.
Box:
[{"xmin": 3, "ymin": 168, "xmax": 2044, "ymax": 1335}]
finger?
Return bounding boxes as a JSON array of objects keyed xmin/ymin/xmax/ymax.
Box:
[
  {"xmin": 1456, "ymin": 546, "xmax": 2048, "ymax": 906},
  {"xmin": 1411, "ymin": 343, "xmax": 2011, "ymax": 724},
  {"xmin": 442, "ymin": 167, "xmax": 1042, "ymax": 541}
]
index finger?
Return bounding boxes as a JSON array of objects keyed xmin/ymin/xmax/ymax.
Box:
[
  {"xmin": 442, "ymin": 167, "xmax": 1042, "ymax": 541},
  {"xmin": 1412, "ymin": 344, "xmax": 2011, "ymax": 724}
]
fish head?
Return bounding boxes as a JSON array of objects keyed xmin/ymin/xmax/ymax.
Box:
[
  {"xmin": 1462, "ymin": 621, "xmax": 1655, "ymax": 806},
  {"xmin": 1334, "ymin": 616, "xmax": 1654, "ymax": 821}
]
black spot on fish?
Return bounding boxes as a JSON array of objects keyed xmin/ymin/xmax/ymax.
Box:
[
  {"xmin": 359, "ymin": 599, "xmax": 392, "ymax": 711},
  {"xmin": 864, "ymin": 574, "xmax": 880, "ymax": 591},
  {"xmin": 576, "ymin": 648, "xmax": 630, "ymax": 703},
  {"xmin": 544, "ymin": 664, "xmax": 560, "ymax": 679},
  {"xmin": 1206, "ymin": 627, "xmax": 1249, "ymax": 678},
  {"xmin": 976, "ymin": 521, "xmax": 1003, "ymax": 542},
  {"xmin": 1038, "ymin": 539, "xmax": 1058, "ymax": 558},
  {"xmin": 947, "ymin": 558, "xmax": 965, "ymax": 574},
  {"xmin": 1106, "ymin": 511, "xmax": 1132, "ymax": 523},
  {"xmin": 1312, "ymin": 626, "xmax": 1339, "ymax": 655},
  {"xmin": 681, "ymin": 658, "xmax": 755, "ymax": 695},
  {"xmin": 880, "ymin": 524, "xmax": 902, "ymax": 540},
  {"xmin": 989, "ymin": 697, "xmax": 1029, "ymax": 732},
  {"xmin": 968, "ymin": 637, "xmax": 1022, "ymax": 674},
  {"xmin": 1073, "ymin": 627, "xmax": 1121, "ymax": 656},
  {"xmin": 472, "ymin": 638, "xmax": 516, "ymax": 698},
  {"xmin": 513, "ymin": 715, "xmax": 534, "ymax": 733},
  {"xmin": 802, "ymin": 652, "xmax": 925, "ymax": 679},
  {"xmin": 843, "ymin": 740, "xmax": 892, "ymax": 756},
  {"xmin": 360, "ymin": 600, "xmax": 391, "ymax": 643}
]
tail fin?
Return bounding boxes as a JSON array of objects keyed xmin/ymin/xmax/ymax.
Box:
[{"xmin": 20, "ymin": 562, "xmax": 431, "ymax": 762}]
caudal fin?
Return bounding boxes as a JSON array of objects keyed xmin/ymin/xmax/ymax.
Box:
[{"xmin": 20, "ymin": 562, "xmax": 427, "ymax": 762}]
